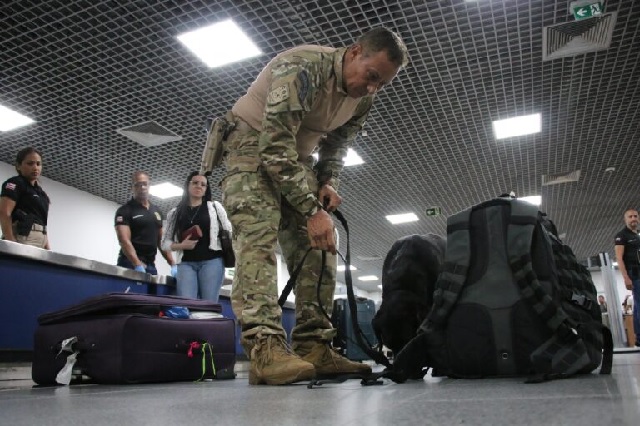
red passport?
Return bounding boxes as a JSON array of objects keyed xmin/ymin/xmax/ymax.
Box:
[{"xmin": 181, "ymin": 225, "xmax": 202, "ymax": 241}]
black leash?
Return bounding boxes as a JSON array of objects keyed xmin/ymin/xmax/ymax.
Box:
[
  {"xmin": 331, "ymin": 210, "xmax": 392, "ymax": 369},
  {"xmin": 278, "ymin": 210, "xmax": 392, "ymax": 372}
]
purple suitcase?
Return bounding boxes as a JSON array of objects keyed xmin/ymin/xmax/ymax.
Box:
[{"xmin": 32, "ymin": 293, "xmax": 236, "ymax": 385}]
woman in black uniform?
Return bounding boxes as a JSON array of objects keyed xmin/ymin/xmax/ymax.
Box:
[{"xmin": 0, "ymin": 147, "xmax": 51, "ymax": 249}]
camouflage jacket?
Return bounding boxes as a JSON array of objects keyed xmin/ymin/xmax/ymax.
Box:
[{"xmin": 232, "ymin": 45, "xmax": 373, "ymax": 218}]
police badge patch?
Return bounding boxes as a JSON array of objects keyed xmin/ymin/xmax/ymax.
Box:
[{"xmin": 267, "ymin": 85, "xmax": 289, "ymax": 104}]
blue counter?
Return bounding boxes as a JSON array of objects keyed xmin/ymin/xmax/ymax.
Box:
[{"xmin": 0, "ymin": 240, "xmax": 294, "ymax": 358}]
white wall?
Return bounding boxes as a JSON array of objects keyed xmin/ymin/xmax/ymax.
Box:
[
  {"xmin": 0, "ymin": 161, "xmax": 171, "ymax": 275},
  {"xmin": 590, "ymin": 268, "xmax": 633, "ymax": 307}
]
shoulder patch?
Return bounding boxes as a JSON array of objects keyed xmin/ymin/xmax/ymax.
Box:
[
  {"xmin": 267, "ymin": 85, "xmax": 290, "ymax": 104},
  {"xmin": 4, "ymin": 182, "xmax": 16, "ymax": 191},
  {"xmin": 154, "ymin": 211, "xmax": 161, "ymax": 221}
]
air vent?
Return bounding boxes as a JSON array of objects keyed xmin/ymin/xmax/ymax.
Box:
[
  {"xmin": 542, "ymin": 12, "xmax": 617, "ymax": 61},
  {"xmin": 117, "ymin": 121, "xmax": 182, "ymax": 147},
  {"xmin": 542, "ymin": 170, "xmax": 581, "ymax": 186}
]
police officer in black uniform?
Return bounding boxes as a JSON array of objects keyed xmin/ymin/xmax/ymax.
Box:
[
  {"xmin": 114, "ymin": 171, "xmax": 175, "ymax": 275},
  {"xmin": 614, "ymin": 208, "xmax": 640, "ymax": 347},
  {"xmin": 0, "ymin": 147, "xmax": 51, "ymax": 249}
]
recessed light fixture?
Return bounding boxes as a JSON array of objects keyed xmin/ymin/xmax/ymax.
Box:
[
  {"xmin": 337, "ymin": 265, "xmax": 358, "ymax": 272},
  {"xmin": 0, "ymin": 104, "xmax": 34, "ymax": 132},
  {"xmin": 358, "ymin": 275, "xmax": 378, "ymax": 281},
  {"xmin": 386, "ymin": 213, "xmax": 419, "ymax": 225},
  {"xmin": 493, "ymin": 113, "xmax": 541, "ymax": 139},
  {"xmin": 519, "ymin": 195, "xmax": 542, "ymax": 206},
  {"xmin": 149, "ymin": 182, "xmax": 183, "ymax": 199},
  {"xmin": 343, "ymin": 148, "xmax": 364, "ymax": 166},
  {"xmin": 311, "ymin": 148, "xmax": 364, "ymax": 167},
  {"xmin": 177, "ymin": 19, "xmax": 261, "ymax": 68}
]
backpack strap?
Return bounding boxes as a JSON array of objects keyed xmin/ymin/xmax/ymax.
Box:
[
  {"xmin": 507, "ymin": 200, "xmax": 591, "ymax": 377},
  {"xmin": 429, "ymin": 207, "xmax": 472, "ymax": 325}
]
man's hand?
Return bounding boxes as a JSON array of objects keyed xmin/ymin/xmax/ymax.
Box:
[
  {"xmin": 318, "ymin": 184, "xmax": 342, "ymax": 212},
  {"xmin": 624, "ymin": 275, "xmax": 633, "ymax": 290},
  {"xmin": 307, "ymin": 209, "xmax": 336, "ymax": 254}
]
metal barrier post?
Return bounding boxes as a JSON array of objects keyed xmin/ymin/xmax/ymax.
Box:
[{"xmin": 599, "ymin": 252, "xmax": 626, "ymax": 348}]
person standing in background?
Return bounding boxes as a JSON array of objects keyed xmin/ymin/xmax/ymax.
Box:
[
  {"xmin": 161, "ymin": 172, "xmax": 232, "ymax": 302},
  {"xmin": 598, "ymin": 295, "xmax": 607, "ymax": 313},
  {"xmin": 0, "ymin": 147, "xmax": 51, "ymax": 249},
  {"xmin": 614, "ymin": 209, "xmax": 640, "ymax": 347},
  {"xmin": 114, "ymin": 171, "xmax": 175, "ymax": 275}
]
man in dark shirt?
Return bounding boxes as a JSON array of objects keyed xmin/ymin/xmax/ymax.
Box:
[
  {"xmin": 614, "ymin": 208, "xmax": 640, "ymax": 346},
  {"xmin": 114, "ymin": 171, "xmax": 175, "ymax": 275}
]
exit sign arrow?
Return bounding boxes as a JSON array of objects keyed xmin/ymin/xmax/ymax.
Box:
[{"xmin": 572, "ymin": 2, "xmax": 603, "ymax": 20}]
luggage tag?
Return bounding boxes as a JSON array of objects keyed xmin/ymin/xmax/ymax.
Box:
[{"xmin": 55, "ymin": 336, "xmax": 79, "ymax": 385}]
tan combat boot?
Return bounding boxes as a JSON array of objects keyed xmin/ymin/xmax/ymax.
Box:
[
  {"xmin": 248, "ymin": 335, "xmax": 316, "ymax": 385},
  {"xmin": 293, "ymin": 341, "xmax": 372, "ymax": 376}
]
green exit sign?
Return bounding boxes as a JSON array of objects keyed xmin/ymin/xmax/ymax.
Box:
[
  {"xmin": 426, "ymin": 207, "xmax": 442, "ymax": 217},
  {"xmin": 572, "ymin": 2, "xmax": 603, "ymax": 20}
]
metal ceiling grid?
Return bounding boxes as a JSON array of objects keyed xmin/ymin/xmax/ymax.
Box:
[{"xmin": 1, "ymin": 0, "xmax": 639, "ymax": 292}]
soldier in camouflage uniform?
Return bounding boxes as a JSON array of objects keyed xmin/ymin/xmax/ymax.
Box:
[{"xmin": 222, "ymin": 27, "xmax": 408, "ymax": 385}]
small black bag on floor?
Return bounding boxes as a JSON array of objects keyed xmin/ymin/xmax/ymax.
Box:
[
  {"xmin": 32, "ymin": 293, "xmax": 236, "ymax": 385},
  {"xmin": 332, "ymin": 297, "xmax": 378, "ymax": 361},
  {"xmin": 391, "ymin": 197, "xmax": 613, "ymax": 383}
]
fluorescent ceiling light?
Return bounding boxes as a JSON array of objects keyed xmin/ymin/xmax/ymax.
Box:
[
  {"xmin": 311, "ymin": 148, "xmax": 364, "ymax": 167},
  {"xmin": 343, "ymin": 148, "xmax": 364, "ymax": 166},
  {"xmin": 519, "ymin": 195, "xmax": 542, "ymax": 206},
  {"xmin": 149, "ymin": 182, "xmax": 183, "ymax": 199},
  {"xmin": 492, "ymin": 113, "xmax": 541, "ymax": 139},
  {"xmin": 358, "ymin": 275, "xmax": 378, "ymax": 281},
  {"xmin": 177, "ymin": 19, "xmax": 261, "ymax": 68},
  {"xmin": 386, "ymin": 212, "xmax": 419, "ymax": 225},
  {"xmin": 0, "ymin": 104, "xmax": 34, "ymax": 131},
  {"xmin": 337, "ymin": 264, "xmax": 358, "ymax": 271}
]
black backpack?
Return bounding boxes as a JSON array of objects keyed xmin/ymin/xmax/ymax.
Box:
[{"xmin": 391, "ymin": 197, "xmax": 613, "ymax": 383}]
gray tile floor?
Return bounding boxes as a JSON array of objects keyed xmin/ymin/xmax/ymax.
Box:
[{"xmin": 1, "ymin": 354, "xmax": 639, "ymax": 426}]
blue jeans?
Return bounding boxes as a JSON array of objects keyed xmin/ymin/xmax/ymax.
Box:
[
  {"xmin": 117, "ymin": 254, "xmax": 158, "ymax": 275},
  {"xmin": 176, "ymin": 257, "xmax": 225, "ymax": 302}
]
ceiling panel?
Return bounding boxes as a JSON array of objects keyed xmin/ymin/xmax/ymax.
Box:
[{"xmin": 1, "ymin": 0, "xmax": 639, "ymax": 291}]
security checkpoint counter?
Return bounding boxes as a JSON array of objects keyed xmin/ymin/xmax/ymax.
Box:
[{"xmin": 0, "ymin": 240, "xmax": 294, "ymax": 360}]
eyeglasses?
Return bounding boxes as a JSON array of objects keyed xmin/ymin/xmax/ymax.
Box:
[
  {"xmin": 133, "ymin": 182, "xmax": 149, "ymax": 188},
  {"xmin": 190, "ymin": 181, "xmax": 207, "ymax": 187}
]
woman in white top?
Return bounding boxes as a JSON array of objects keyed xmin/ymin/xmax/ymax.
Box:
[{"xmin": 161, "ymin": 172, "xmax": 232, "ymax": 301}]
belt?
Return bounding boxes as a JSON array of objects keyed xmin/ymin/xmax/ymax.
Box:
[{"xmin": 31, "ymin": 223, "xmax": 46, "ymax": 233}]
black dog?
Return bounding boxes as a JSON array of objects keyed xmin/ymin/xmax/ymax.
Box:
[{"xmin": 372, "ymin": 234, "xmax": 446, "ymax": 356}]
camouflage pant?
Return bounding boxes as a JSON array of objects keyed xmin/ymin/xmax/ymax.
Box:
[{"xmin": 221, "ymin": 123, "xmax": 337, "ymax": 354}]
